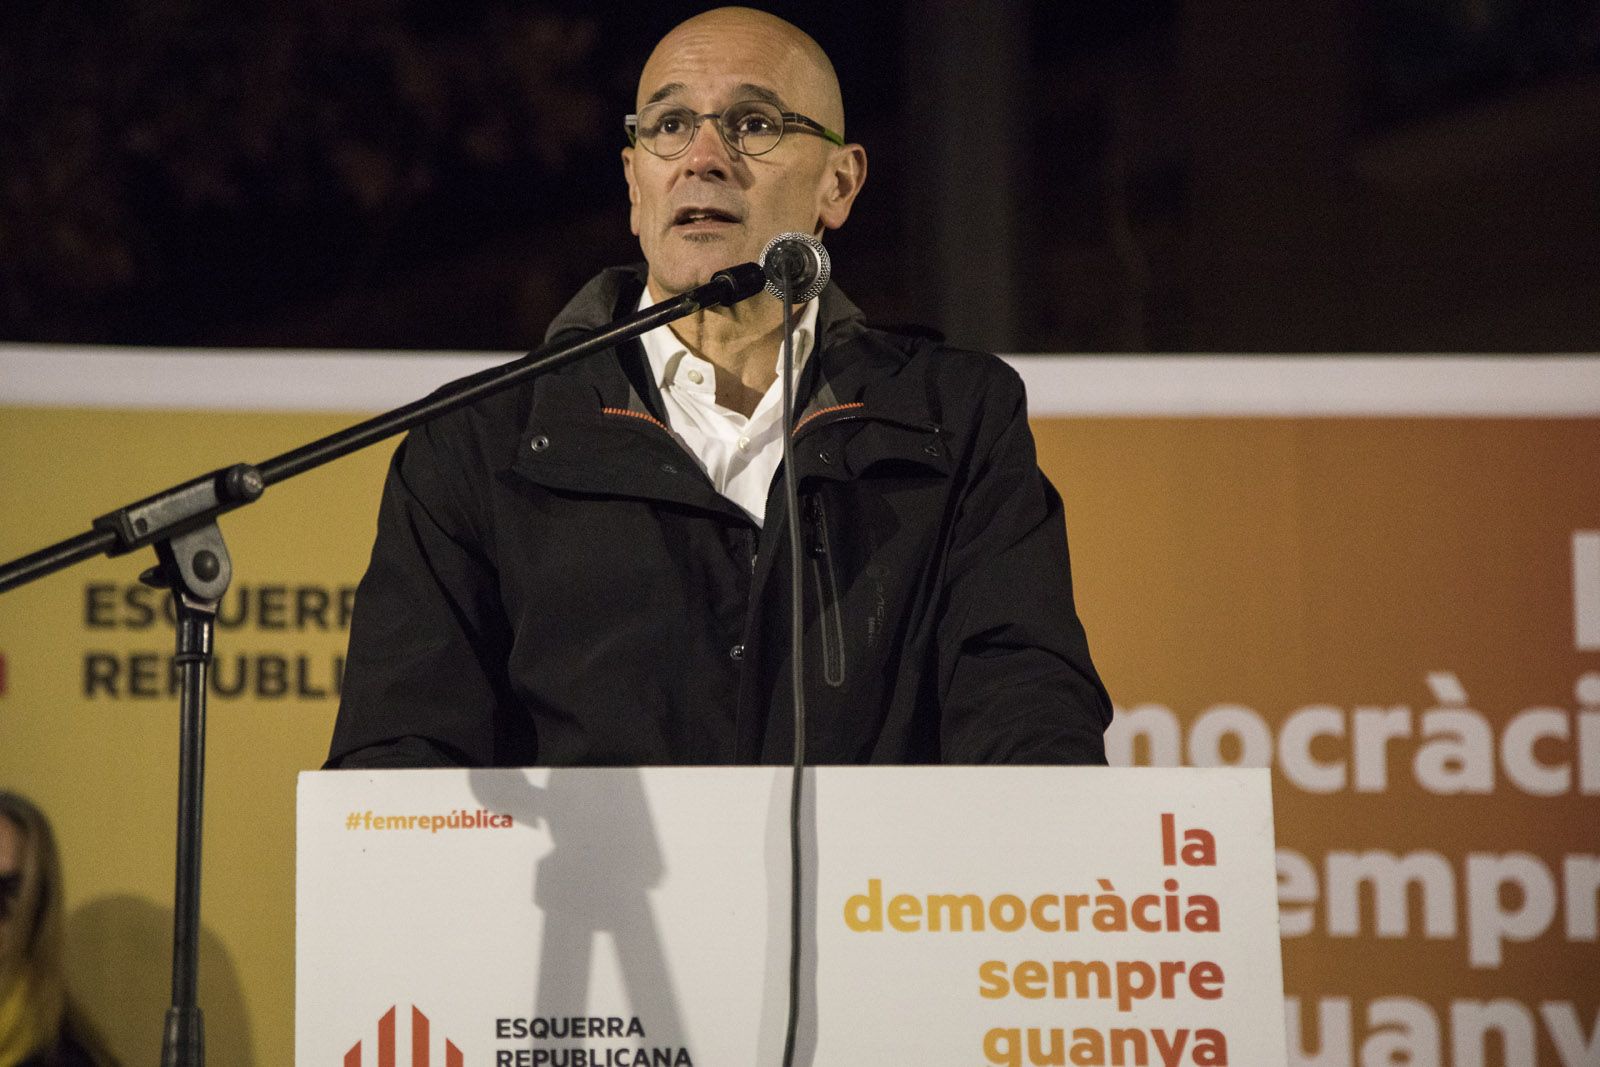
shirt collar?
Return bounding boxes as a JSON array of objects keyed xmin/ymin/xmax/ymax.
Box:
[{"xmin": 637, "ymin": 285, "xmax": 819, "ymax": 394}]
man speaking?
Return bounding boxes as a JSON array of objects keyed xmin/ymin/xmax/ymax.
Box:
[{"xmin": 326, "ymin": 7, "xmax": 1111, "ymax": 769}]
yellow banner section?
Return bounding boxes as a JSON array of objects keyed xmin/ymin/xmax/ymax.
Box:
[
  {"xmin": 3, "ymin": 399, "xmax": 1598, "ymax": 1066},
  {"xmin": 0, "ymin": 408, "xmax": 387, "ymax": 1067}
]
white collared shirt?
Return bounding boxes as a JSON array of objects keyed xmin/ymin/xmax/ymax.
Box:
[{"xmin": 636, "ymin": 288, "xmax": 818, "ymax": 525}]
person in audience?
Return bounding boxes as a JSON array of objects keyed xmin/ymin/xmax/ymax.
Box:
[{"xmin": 0, "ymin": 793, "xmax": 117, "ymax": 1067}]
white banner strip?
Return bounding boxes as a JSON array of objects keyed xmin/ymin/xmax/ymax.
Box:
[
  {"xmin": 3, "ymin": 344, "xmax": 1599, "ymax": 416},
  {"xmin": 0, "ymin": 345, "xmax": 503, "ymax": 412},
  {"xmin": 1007, "ymin": 354, "xmax": 1600, "ymax": 417}
]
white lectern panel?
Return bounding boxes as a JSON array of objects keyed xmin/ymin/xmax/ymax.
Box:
[{"xmin": 298, "ymin": 767, "xmax": 1284, "ymax": 1066}]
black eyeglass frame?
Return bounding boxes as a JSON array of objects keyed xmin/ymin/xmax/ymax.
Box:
[{"xmin": 624, "ymin": 100, "xmax": 845, "ymax": 159}]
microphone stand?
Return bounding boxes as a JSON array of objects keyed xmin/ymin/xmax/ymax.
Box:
[{"xmin": 0, "ymin": 261, "xmax": 766, "ymax": 1067}]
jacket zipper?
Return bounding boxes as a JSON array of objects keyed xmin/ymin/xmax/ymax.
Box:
[
  {"xmin": 793, "ymin": 405, "xmax": 944, "ymax": 447},
  {"xmin": 792, "ymin": 401, "xmax": 866, "ymax": 437},
  {"xmin": 605, "ymin": 399, "xmax": 935, "ymax": 453},
  {"xmin": 808, "ymin": 495, "xmax": 846, "ymax": 688}
]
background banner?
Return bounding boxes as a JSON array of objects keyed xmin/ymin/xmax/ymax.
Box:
[{"xmin": 2, "ymin": 345, "xmax": 1597, "ymax": 1066}]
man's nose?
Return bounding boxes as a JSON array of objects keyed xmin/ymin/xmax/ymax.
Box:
[{"xmin": 679, "ymin": 115, "xmax": 738, "ymax": 177}]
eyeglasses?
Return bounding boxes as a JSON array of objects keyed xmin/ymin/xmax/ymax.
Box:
[{"xmin": 625, "ymin": 99, "xmax": 844, "ymax": 159}]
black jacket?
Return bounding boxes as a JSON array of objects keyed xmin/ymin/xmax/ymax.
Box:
[{"xmin": 327, "ymin": 266, "xmax": 1111, "ymax": 768}]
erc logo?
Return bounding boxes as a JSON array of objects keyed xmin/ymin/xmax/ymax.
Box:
[{"xmin": 345, "ymin": 1005, "xmax": 462, "ymax": 1067}]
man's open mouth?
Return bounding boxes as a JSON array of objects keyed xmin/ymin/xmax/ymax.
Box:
[{"xmin": 672, "ymin": 207, "xmax": 741, "ymax": 226}]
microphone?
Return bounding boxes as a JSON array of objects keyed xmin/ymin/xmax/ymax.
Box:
[
  {"xmin": 760, "ymin": 233, "xmax": 831, "ymax": 302},
  {"xmin": 688, "ymin": 261, "xmax": 768, "ymax": 310}
]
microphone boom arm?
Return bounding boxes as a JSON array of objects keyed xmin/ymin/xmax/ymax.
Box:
[{"xmin": 0, "ymin": 262, "xmax": 767, "ymax": 594}]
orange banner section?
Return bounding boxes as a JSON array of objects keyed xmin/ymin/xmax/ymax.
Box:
[{"xmin": 1037, "ymin": 417, "xmax": 1599, "ymax": 1065}]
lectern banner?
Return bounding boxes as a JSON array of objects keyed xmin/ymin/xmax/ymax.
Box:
[{"xmin": 297, "ymin": 766, "xmax": 1283, "ymax": 1066}]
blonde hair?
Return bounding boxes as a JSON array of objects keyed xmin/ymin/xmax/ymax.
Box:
[{"xmin": 0, "ymin": 793, "xmax": 115, "ymax": 1067}]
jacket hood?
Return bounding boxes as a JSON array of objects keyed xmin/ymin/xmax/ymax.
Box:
[{"xmin": 544, "ymin": 262, "xmax": 870, "ymax": 351}]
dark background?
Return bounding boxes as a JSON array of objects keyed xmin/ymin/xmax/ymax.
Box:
[{"xmin": 3, "ymin": 0, "xmax": 1597, "ymax": 354}]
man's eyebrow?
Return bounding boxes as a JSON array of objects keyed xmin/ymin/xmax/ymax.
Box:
[
  {"xmin": 645, "ymin": 82, "xmax": 687, "ymax": 106},
  {"xmin": 643, "ymin": 82, "xmax": 787, "ymax": 109},
  {"xmin": 734, "ymin": 83, "xmax": 785, "ymax": 108}
]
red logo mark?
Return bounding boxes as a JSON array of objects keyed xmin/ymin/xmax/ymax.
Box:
[{"xmin": 345, "ymin": 1006, "xmax": 462, "ymax": 1067}]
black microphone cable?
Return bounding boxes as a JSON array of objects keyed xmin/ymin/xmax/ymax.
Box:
[
  {"xmin": 761, "ymin": 232, "xmax": 830, "ymax": 1067},
  {"xmin": 778, "ymin": 272, "xmax": 806, "ymax": 1067}
]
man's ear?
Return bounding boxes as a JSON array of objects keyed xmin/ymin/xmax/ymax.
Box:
[
  {"xmin": 817, "ymin": 143, "xmax": 868, "ymax": 231},
  {"xmin": 621, "ymin": 146, "xmax": 642, "ymax": 236}
]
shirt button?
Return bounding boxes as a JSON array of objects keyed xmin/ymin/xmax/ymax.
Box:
[
  {"xmin": 728, "ymin": 644, "xmax": 746, "ymax": 661},
  {"xmin": 687, "ymin": 369, "xmax": 704, "ymax": 385},
  {"xmin": 737, "ymin": 436, "xmax": 751, "ymax": 452}
]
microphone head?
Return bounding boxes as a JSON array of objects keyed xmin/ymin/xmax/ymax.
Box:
[{"xmin": 759, "ymin": 232, "xmax": 831, "ymax": 303}]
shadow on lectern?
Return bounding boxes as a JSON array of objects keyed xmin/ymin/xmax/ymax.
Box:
[
  {"xmin": 468, "ymin": 767, "xmax": 686, "ymax": 1052},
  {"xmin": 467, "ymin": 766, "xmax": 823, "ymax": 1062}
]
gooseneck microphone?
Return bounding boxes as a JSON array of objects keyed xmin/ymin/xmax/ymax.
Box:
[{"xmin": 760, "ymin": 232, "xmax": 831, "ymax": 302}]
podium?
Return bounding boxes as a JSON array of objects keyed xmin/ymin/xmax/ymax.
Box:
[{"xmin": 297, "ymin": 767, "xmax": 1286, "ymax": 1065}]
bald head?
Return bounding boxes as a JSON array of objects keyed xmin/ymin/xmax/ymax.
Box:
[
  {"xmin": 622, "ymin": 6, "xmax": 866, "ymax": 297},
  {"xmin": 638, "ymin": 7, "xmax": 845, "ymax": 135}
]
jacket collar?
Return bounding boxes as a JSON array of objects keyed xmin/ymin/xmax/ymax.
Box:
[
  {"xmin": 542, "ymin": 263, "xmax": 936, "ymax": 426},
  {"xmin": 543, "ymin": 262, "xmax": 869, "ymax": 352},
  {"xmin": 507, "ymin": 265, "xmax": 951, "ymax": 510}
]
